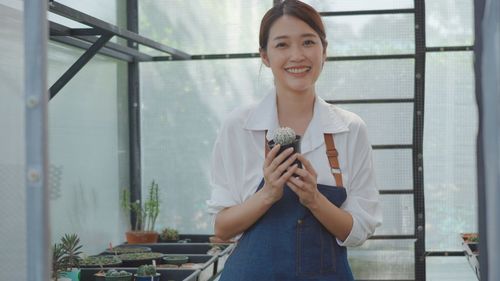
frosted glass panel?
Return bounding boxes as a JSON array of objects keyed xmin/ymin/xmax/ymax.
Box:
[
  {"xmin": 303, "ymin": 0, "xmax": 413, "ymax": 11},
  {"xmin": 349, "ymin": 240, "xmax": 415, "ymax": 279},
  {"xmin": 48, "ymin": 41, "xmax": 129, "ymax": 255},
  {"xmin": 0, "ymin": 3, "xmax": 27, "ymax": 280},
  {"xmin": 373, "ymin": 149, "xmax": 413, "ymax": 190},
  {"xmin": 426, "ymin": 0, "xmax": 474, "ymax": 47},
  {"xmin": 424, "ymin": 51, "xmax": 477, "ymax": 251},
  {"xmin": 324, "ymin": 14, "xmax": 415, "ymax": 56},
  {"xmin": 317, "ymin": 59, "xmax": 414, "ymax": 100},
  {"xmin": 337, "ymin": 103, "xmax": 413, "ymax": 145},
  {"xmin": 140, "ymin": 59, "xmax": 272, "ymax": 233},
  {"xmin": 376, "ymin": 195, "xmax": 414, "ymax": 235},
  {"xmin": 139, "ymin": 0, "xmax": 271, "ymax": 55}
]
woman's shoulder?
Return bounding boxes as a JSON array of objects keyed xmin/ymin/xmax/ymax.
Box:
[
  {"xmin": 219, "ymin": 102, "xmax": 260, "ymax": 132},
  {"xmin": 326, "ymin": 103, "xmax": 367, "ymax": 131}
]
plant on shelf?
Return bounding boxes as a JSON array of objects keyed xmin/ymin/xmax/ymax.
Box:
[
  {"xmin": 135, "ymin": 264, "xmax": 160, "ymax": 281},
  {"xmin": 160, "ymin": 227, "xmax": 179, "ymax": 242},
  {"xmin": 101, "ymin": 269, "xmax": 133, "ymax": 281},
  {"xmin": 51, "ymin": 234, "xmax": 83, "ymax": 281},
  {"xmin": 121, "ymin": 180, "xmax": 160, "ymax": 244},
  {"xmin": 117, "ymin": 252, "xmax": 164, "ymax": 267},
  {"xmin": 79, "ymin": 255, "xmax": 122, "ymax": 268}
]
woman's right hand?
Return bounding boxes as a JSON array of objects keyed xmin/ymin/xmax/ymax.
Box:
[{"xmin": 261, "ymin": 144, "xmax": 299, "ymax": 204}]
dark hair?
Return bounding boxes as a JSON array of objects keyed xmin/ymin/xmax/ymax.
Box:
[{"xmin": 259, "ymin": 0, "xmax": 328, "ymax": 51}]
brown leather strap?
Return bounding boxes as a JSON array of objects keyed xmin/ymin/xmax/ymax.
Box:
[
  {"xmin": 265, "ymin": 130, "xmax": 270, "ymax": 157},
  {"xmin": 324, "ymin": 133, "xmax": 344, "ymax": 187}
]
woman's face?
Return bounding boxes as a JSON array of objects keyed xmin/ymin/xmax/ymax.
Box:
[{"xmin": 261, "ymin": 15, "xmax": 326, "ymax": 95}]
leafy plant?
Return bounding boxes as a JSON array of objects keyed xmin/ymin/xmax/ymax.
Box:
[
  {"xmin": 136, "ymin": 264, "xmax": 157, "ymax": 277},
  {"xmin": 80, "ymin": 255, "xmax": 122, "ymax": 267},
  {"xmin": 160, "ymin": 227, "xmax": 179, "ymax": 241},
  {"xmin": 121, "ymin": 180, "xmax": 160, "ymax": 231},
  {"xmin": 60, "ymin": 233, "xmax": 83, "ymax": 270},
  {"xmin": 52, "ymin": 243, "xmax": 65, "ymax": 281}
]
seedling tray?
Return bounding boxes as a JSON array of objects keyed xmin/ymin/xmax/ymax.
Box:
[{"xmin": 80, "ymin": 268, "xmax": 199, "ymax": 281}]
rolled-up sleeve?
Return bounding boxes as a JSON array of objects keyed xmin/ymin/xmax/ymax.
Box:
[{"xmin": 337, "ymin": 120, "xmax": 382, "ymax": 247}]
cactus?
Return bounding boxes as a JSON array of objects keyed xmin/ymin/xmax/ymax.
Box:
[
  {"xmin": 136, "ymin": 264, "xmax": 157, "ymax": 277},
  {"xmin": 160, "ymin": 227, "xmax": 179, "ymax": 241},
  {"xmin": 273, "ymin": 127, "xmax": 297, "ymax": 146},
  {"xmin": 105, "ymin": 269, "xmax": 131, "ymax": 277}
]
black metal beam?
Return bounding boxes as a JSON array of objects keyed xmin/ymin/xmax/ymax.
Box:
[
  {"xmin": 154, "ymin": 53, "xmax": 415, "ymax": 61},
  {"xmin": 327, "ymin": 98, "xmax": 414, "ymax": 104},
  {"xmin": 50, "ymin": 35, "xmax": 133, "ymax": 62},
  {"xmin": 49, "ymin": 21, "xmax": 153, "ymax": 62},
  {"xmin": 379, "ymin": 190, "xmax": 414, "ymax": 195},
  {"xmin": 127, "ymin": 0, "xmax": 142, "ymax": 232},
  {"xmin": 320, "ymin": 8, "xmax": 415, "ymax": 17},
  {"xmin": 425, "ymin": 251, "xmax": 464, "ymax": 257},
  {"xmin": 49, "ymin": 33, "xmax": 113, "ymax": 99},
  {"xmin": 49, "ymin": 1, "xmax": 191, "ymax": 59},
  {"xmin": 370, "ymin": 235, "xmax": 416, "ymax": 240},
  {"xmin": 373, "ymin": 144, "xmax": 413, "ymax": 149},
  {"xmin": 413, "ymin": 1, "xmax": 427, "ymax": 280},
  {"xmin": 426, "ymin": 46, "xmax": 474, "ymax": 52}
]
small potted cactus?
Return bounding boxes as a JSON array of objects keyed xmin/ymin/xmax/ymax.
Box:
[
  {"xmin": 160, "ymin": 227, "xmax": 179, "ymax": 242},
  {"xmin": 135, "ymin": 264, "xmax": 161, "ymax": 281},
  {"xmin": 94, "ymin": 269, "xmax": 132, "ymax": 281},
  {"xmin": 268, "ymin": 127, "xmax": 302, "ymax": 168}
]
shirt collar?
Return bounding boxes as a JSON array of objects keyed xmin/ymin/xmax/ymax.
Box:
[{"xmin": 244, "ymin": 92, "xmax": 349, "ymax": 153}]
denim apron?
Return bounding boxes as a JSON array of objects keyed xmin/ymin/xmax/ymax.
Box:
[{"xmin": 219, "ymin": 134, "xmax": 354, "ymax": 281}]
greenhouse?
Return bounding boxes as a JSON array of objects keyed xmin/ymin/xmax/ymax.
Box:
[{"xmin": 1, "ymin": 0, "xmax": 499, "ymax": 280}]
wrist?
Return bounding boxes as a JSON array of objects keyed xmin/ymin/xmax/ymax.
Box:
[{"xmin": 256, "ymin": 184, "xmax": 278, "ymax": 206}]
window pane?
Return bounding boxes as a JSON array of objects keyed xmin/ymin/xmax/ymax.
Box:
[
  {"xmin": 424, "ymin": 51, "xmax": 477, "ymax": 251},
  {"xmin": 324, "ymin": 14, "xmax": 415, "ymax": 56},
  {"xmin": 337, "ymin": 103, "xmax": 413, "ymax": 145},
  {"xmin": 373, "ymin": 149, "xmax": 413, "ymax": 190},
  {"xmin": 317, "ymin": 59, "xmax": 414, "ymax": 100},
  {"xmin": 140, "ymin": 59, "xmax": 269, "ymax": 234},
  {"xmin": 349, "ymin": 239, "xmax": 415, "ymax": 279},
  {"xmin": 139, "ymin": 0, "xmax": 271, "ymax": 55},
  {"xmin": 303, "ymin": 0, "xmax": 413, "ymax": 12},
  {"xmin": 426, "ymin": 0, "xmax": 474, "ymax": 47},
  {"xmin": 376, "ymin": 195, "xmax": 414, "ymax": 236}
]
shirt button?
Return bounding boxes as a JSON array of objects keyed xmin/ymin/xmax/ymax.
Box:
[{"xmin": 297, "ymin": 219, "xmax": 303, "ymax": 225}]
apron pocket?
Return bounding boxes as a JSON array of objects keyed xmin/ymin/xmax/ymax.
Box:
[{"xmin": 296, "ymin": 217, "xmax": 336, "ymax": 277}]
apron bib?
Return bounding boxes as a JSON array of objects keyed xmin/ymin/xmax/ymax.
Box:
[{"xmin": 219, "ymin": 134, "xmax": 354, "ymax": 281}]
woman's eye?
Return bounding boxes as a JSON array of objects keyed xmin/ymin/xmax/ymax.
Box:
[
  {"xmin": 304, "ymin": 40, "xmax": 316, "ymax": 46},
  {"xmin": 275, "ymin": 42, "xmax": 287, "ymax": 48}
]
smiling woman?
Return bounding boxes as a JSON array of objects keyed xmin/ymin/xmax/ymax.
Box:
[{"xmin": 207, "ymin": 1, "xmax": 382, "ymax": 280}]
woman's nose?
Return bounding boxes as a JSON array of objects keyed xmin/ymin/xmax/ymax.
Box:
[{"xmin": 289, "ymin": 45, "xmax": 306, "ymax": 61}]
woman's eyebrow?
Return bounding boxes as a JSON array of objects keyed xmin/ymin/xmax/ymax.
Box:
[{"xmin": 272, "ymin": 33, "xmax": 318, "ymax": 41}]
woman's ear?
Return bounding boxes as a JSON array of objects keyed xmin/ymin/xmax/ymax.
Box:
[{"xmin": 260, "ymin": 48, "xmax": 270, "ymax": 67}]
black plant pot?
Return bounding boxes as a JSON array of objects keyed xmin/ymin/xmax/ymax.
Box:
[{"xmin": 267, "ymin": 135, "xmax": 302, "ymax": 169}]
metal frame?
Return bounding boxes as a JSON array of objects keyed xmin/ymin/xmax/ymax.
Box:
[
  {"xmin": 25, "ymin": 1, "xmax": 49, "ymax": 281},
  {"xmin": 47, "ymin": 0, "xmax": 191, "ymax": 98}
]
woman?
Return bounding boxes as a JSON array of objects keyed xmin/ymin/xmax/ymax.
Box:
[{"xmin": 207, "ymin": 1, "xmax": 382, "ymax": 280}]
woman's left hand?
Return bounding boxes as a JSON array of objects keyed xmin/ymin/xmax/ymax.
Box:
[{"xmin": 286, "ymin": 154, "xmax": 320, "ymax": 208}]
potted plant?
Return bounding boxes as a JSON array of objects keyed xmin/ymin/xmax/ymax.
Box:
[
  {"xmin": 59, "ymin": 233, "xmax": 83, "ymax": 281},
  {"xmin": 135, "ymin": 265, "xmax": 160, "ymax": 281},
  {"xmin": 268, "ymin": 127, "xmax": 302, "ymax": 169},
  {"xmin": 160, "ymin": 227, "xmax": 179, "ymax": 242},
  {"xmin": 94, "ymin": 269, "xmax": 133, "ymax": 281},
  {"xmin": 104, "ymin": 245, "xmax": 151, "ymax": 255},
  {"xmin": 121, "ymin": 180, "xmax": 160, "ymax": 244}
]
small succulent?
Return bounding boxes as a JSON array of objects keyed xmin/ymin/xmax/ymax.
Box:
[
  {"xmin": 160, "ymin": 227, "xmax": 179, "ymax": 241},
  {"xmin": 105, "ymin": 269, "xmax": 131, "ymax": 277},
  {"xmin": 273, "ymin": 127, "xmax": 296, "ymax": 145},
  {"xmin": 136, "ymin": 264, "xmax": 157, "ymax": 276}
]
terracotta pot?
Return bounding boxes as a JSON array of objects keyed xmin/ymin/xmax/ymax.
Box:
[{"xmin": 125, "ymin": 231, "xmax": 159, "ymax": 244}]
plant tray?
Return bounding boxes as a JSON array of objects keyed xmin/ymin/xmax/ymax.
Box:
[
  {"xmin": 127, "ymin": 243, "xmax": 235, "ymax": 275},
  {"xmin": 158, "ymin": 254, "xmax": 217, "ymax": 281},
  {"xmin": 460, "ymin": 233, "xmax": 480, "ymax": 280},
  {"xmin": 80, "ymin": 268, "xmax": 199, "ymax": 281}
]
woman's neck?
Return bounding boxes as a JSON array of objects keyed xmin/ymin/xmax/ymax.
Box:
[{"xmin": 275, "ymin": 88, "xmax": 315, "ymax": 136}]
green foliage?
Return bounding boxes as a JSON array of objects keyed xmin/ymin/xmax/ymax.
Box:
[
  {"xmin": 52, "ymin": 243, "xmax": 65, "ymax": 280},
  {"xmin": 121, "ymin": 180, "xmax": 160, "ymax": 231},
  {"xmin": 105, "ymin": 269, "xmax": 132, "ymax": 277},
  {"xmin": 60, "ymin": 233, "xmax": 83, "ymax": 269},
  {"xmin": 160, "ymin": 227, "xmax": 179, "ymax": 241},
  {"xmin": 136, "ymin": 264, "xmax": 157, "ymax": 277}
]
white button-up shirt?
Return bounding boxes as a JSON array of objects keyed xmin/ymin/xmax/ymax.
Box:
[{"xmin": 207, "ymin": 92, "xmax": 382, "ymax": 247}]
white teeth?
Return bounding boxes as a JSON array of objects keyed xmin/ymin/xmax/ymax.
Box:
[{"xmin": 286, "ymin": 67, "xmax": 310, "ymax": 74}]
